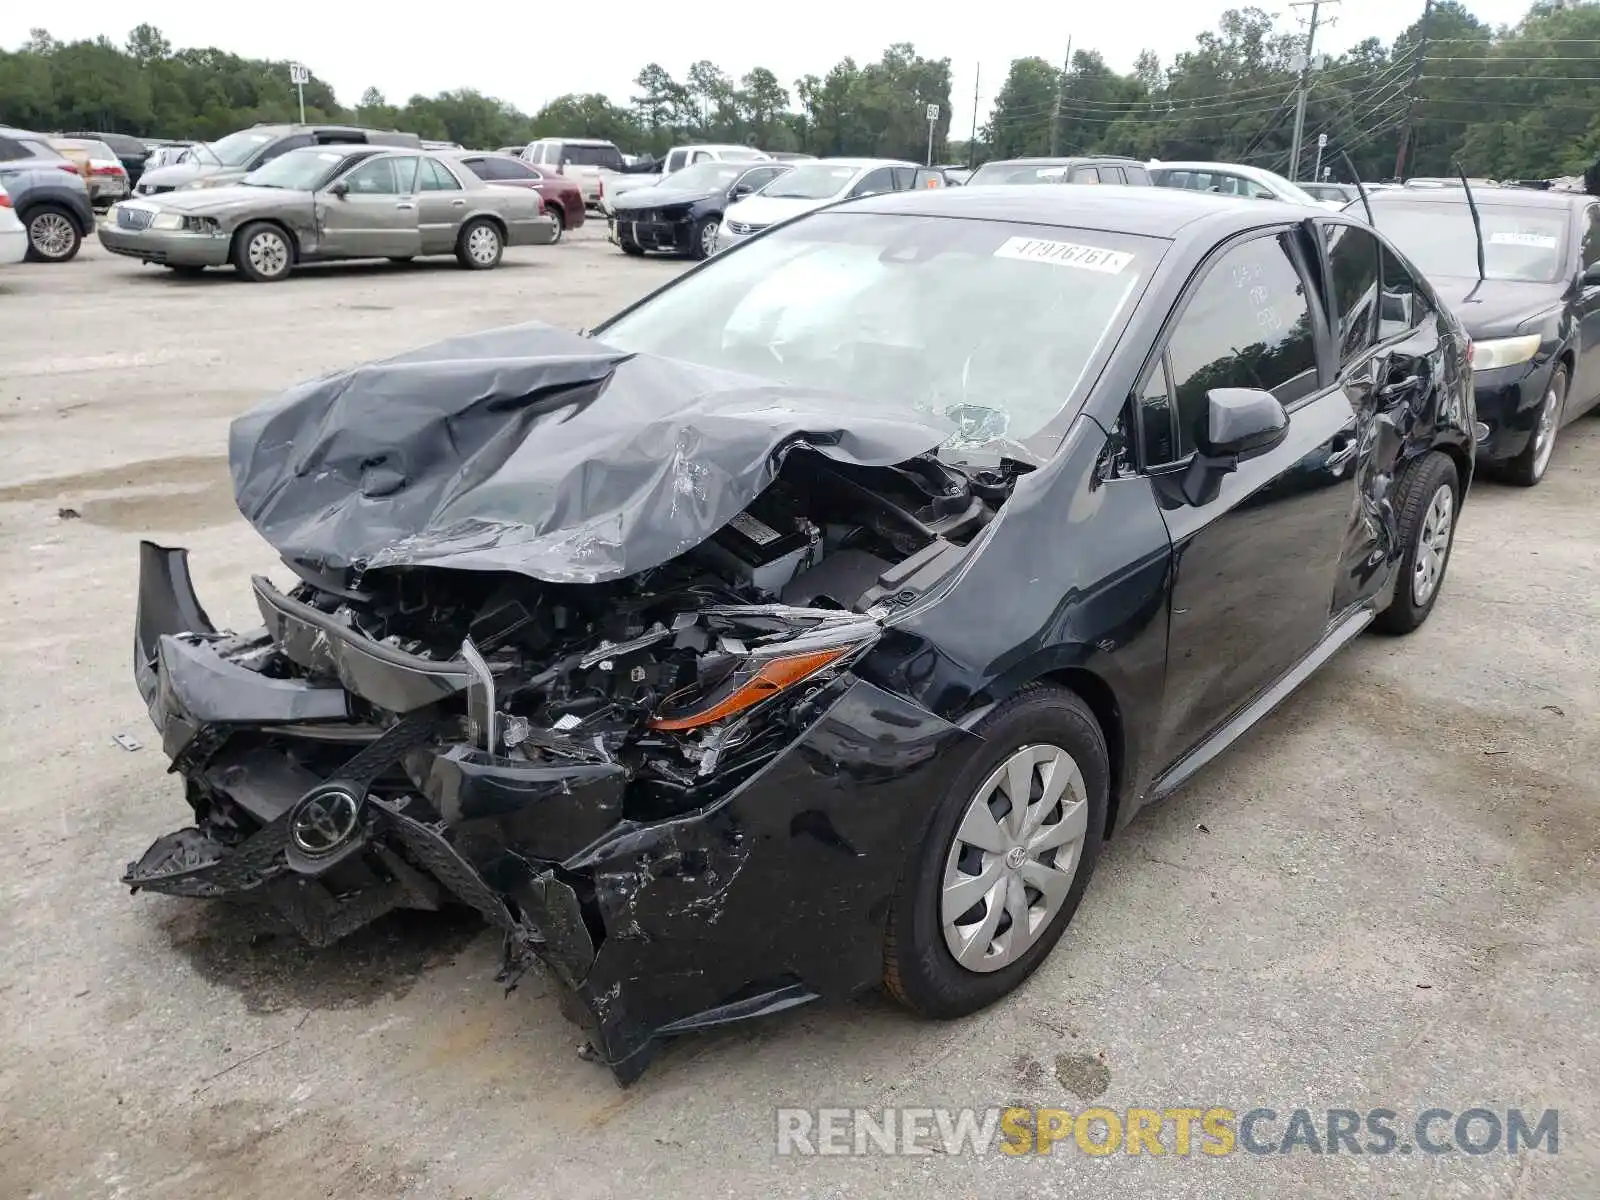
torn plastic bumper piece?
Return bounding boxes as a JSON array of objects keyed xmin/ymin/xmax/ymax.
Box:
[{"xmin": 126, "ymin": 542, "xmax": 981, "ymax": 1083}]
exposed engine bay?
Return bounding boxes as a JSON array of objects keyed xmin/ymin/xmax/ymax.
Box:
[{"xmin": 243, "ymin": 449, "xmax": 1025, "ymax": 817}]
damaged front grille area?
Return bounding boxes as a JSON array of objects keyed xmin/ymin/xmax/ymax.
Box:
[{"xmin": 125, "ymin": 447, "xmax": 1021, "ymax": 1081}]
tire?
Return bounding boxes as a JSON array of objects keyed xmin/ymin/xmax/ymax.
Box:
[
  {"xmin": 456, "ymin": 218, "xmax": 503, "ymax": 269},
  {"xmin": 620, "ymin": 238, "xmax": 645, "ymax": 257},
  {"xmin": 546, "ymin": 206, "xmax": 564, "ymax": 244},
  {"xmin": 1373, "ymin": 450, "xmax": 1460, "ymax": 636},
  {"xmin": 884, "ymin": 684, "xmax": 1108, "ymax": 1019},
  {"xmin": 23, "ymin": 205, "xmax": 82, "ymax": 263},
  {"xmin": 1498, "ymin": 362, "xmax": 1567, "ymax": 487},
  {"xmin": 689, "ymin": 216, "xmax": 717, "ymax": 260},
  {"xmin": 231, "ymin": 222, "xmax": 294, "ymax": 282}
]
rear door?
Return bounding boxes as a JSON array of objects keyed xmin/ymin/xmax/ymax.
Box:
[
  {"xmin": 415, "ymin": 157, "xmax": 468, "ymax": 253},
  {"xmin": 316, "ymin": 154, "xmax": 422, "ymax": 258},
  {"xmin": 1142, "ymin": 227, "xmax": 1361, "ymax": 767},
  {"xmin": 1070, "ymin": 166, "xmax": 1102, "ymax": 184}
]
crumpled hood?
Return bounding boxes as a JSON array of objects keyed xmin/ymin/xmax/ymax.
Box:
[
  {"xmin": 138, "ymin": 161, "xmax": 228, "ymax": 190},
  {"xmin": 136, "ymin": 185, "xmax": 300, "ymax": 214},
  {"xmin": 613, "ymin": 182, "xmax": 720, "ymax": 210},
  {"xmin": 229, "ymin": 322, "xmax": 953, "ymax": 584}
]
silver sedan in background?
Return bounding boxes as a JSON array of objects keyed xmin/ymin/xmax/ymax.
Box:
[{"xmin": 98, "ymin": 146, "xmax": 556, "ymax": 281}]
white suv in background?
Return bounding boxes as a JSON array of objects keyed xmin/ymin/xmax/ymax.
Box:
[
  {"xmin": 1148, "ymin": 161, "xmax": 1333, "ymax": 209},
  {"xmin": 716, "ymin": 158, "xmax": 945, "ymax": 251},
  {"xmin": 520, "ymin": 137, "xmax": 626, "ymax": 211}
]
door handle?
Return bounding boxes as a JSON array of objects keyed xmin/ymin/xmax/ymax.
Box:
[
  {"xmin": 395, "ymin": 202, "xmax": 415, "ymax": 210},
  {"xmin": 450, "ymin": 199, "xmax": 466, "ymax": 207}
]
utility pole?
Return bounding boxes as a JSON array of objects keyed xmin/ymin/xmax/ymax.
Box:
[
  {"xmin": 1393, "ymin": 0, "xmax": 1435, "ymax": 181},
  {"xmin": 1049, "ymin": 35, "xmax": 1072, "ymax": 157},
  {"xmin": 969, "ymin": 64, "xmax": 981, "ymax": 170},
  {"xmin": 1287, "ymin": 0, "xmax": 1337, "ymax": 182}
]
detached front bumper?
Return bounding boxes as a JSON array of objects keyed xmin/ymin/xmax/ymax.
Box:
[
  {"xmin": 125, "ymin": 541, "xmax": 976, "ymax": 1083},
  {"xmin": 609, "ymin": 213, "xmax": 692, "ymax": 253}
]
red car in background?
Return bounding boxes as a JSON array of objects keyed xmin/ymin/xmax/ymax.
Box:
[{"xmin": 448, "ymin": 152, "xmax": 586, "ymax": 241}]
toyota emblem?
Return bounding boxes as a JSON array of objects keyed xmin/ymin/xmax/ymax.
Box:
[{"xmin": 289, "ymin": 787, "xmax": 362, "ymax": 856}]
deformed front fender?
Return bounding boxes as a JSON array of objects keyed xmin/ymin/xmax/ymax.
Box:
[{"xmin": 513, "ymin": 675, "xmax": 981, "ymax": 1084}]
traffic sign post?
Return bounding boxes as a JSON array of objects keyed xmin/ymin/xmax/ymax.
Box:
[
  {"xmin": 925, "ymin": 103, "xmax": 940, "ymax": 166},
  {"xmin": 1313, "ymin": 131, "xmax": 1328, "ymax": 188},
  {"xmin": 289, "ymin": 62, "xmax": 309, "ymax": 124}
]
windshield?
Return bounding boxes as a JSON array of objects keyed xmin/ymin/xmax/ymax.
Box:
[
  {"xmin": 205, "ymin": 130, "xmax": 276, "ymax": 167},
  {"xmin": 596, "ymin": 212, "xmax": 1160, "ymax": 456},
  {"xmin": 667, "ymin": 162, "xmax": 747, "ymax": 191},
  {"xmin": 761, "ymin": 164, "xmax": 861, "ymax": 200},
  {"xmin": 1365, "ymin": 202, "xmax": 1569, "ymax": 283},
  {"xmin": 968, "ymin": 162, "xmax": 1073, "ymax": 186},
  {"xmin": 243, "ymin": 148, "xmax": 350, "ymax": 190}
]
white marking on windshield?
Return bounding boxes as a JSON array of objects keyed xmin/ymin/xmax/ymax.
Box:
[
  {"xmin": 992, "ymin": 237, "xmax": 1133, "ymax": 273},
  {"xmin": 1488, "ymin": 231, "xmax": 1558, "ymax": 249}
]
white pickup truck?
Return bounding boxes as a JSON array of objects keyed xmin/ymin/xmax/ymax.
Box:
[{"xmin": 600, "ymin": 144, "xmax": 774, "ymax": 215}]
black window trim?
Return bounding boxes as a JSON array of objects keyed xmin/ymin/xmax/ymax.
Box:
[{"xmin": 1121, "ymin": 223, "xmax": 1334, "ymax": 476}]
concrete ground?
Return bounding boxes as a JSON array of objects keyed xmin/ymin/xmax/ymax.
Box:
[{"xmin": 1, "ymin": 227, "xmax": 1596, "ymax": 1200}]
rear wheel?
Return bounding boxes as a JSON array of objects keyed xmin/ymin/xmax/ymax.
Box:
[
  {"xmin": 231, "ymin": 222, "xmax": 293, "ymax": 282},
  {"xmin": 23, "ymin": 205, "xmax": 82, "ymax": 262},
  {"xmin": 546, "ymin": 206, "xmax": 565, "ymax": 243},
  {"xmin": 1373, "ymin": 450, "xmax": 1459, "ymax": 635},
  {"xmin": 456, "ymin": 218, "xmax": 503, "ymax": 269},
  {"xmin": 884, "ymin": 684, "xmax": 1107, "ymax": 1018}
]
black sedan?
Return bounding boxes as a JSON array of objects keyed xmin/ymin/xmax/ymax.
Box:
[
  {"xmin": 122, "ymin": 186, "xmax": 1473, "ymax": 1085},
  {"xmin": 609, "ymin": 160, "xmax": 791, "ymax": 259},
  {"xmin": 1347, "ymin": 185, "xmax": 1600, "ymax": 485}
]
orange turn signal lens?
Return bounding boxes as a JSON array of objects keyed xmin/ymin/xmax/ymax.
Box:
[{"xmin": 647, "ymin": 645, "xmax": 853, "ymax": 732}]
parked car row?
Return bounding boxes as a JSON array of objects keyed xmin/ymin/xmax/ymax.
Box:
[{"xmin": 0, "ymin": 123, "xmax": 99, "ymax": 262}]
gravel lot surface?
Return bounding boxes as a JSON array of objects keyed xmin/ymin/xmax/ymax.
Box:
[{"xmin": 2, "ymin": 226, "xmax": 1596, "ymax": 1199}]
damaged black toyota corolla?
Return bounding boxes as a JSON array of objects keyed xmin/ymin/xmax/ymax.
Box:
[{"xmin": 126, "ymin": 186, "xmax": 1474, "ymax": 1083}]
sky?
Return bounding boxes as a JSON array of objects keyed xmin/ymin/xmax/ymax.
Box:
[{"xmin": 3, "ymin": 0, "xmax": 1537, "ymax": 143}]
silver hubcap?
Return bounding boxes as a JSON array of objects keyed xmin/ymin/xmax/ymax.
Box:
[
  {"xmin": 700, "ymin": 222, "xmax": 717, "ymax": 255},
  {"xmin": 1530, "ymin": 378, "xmax": 1563, "ymax": 479},
  {"xmin": 1411, "ymin": 484, "xmax": 1454, "ymax": 606},
  {"xmin": 248, "ymin": 231, "xmax": 288, "ymax": 277},
  {"xmin": 467, "ymin": 225, "xmax": 499, "ymax": 264},
  {"xmin": 30, "ymin": 212, "xmax": 74, "ymax": 258},
  {"xmin": 941, "ymin": 744, "xmax": 1089, "ymax": 973}
]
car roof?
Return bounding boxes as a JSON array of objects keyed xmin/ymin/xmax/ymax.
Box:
[
  {"xmin": 805, "ymin": 157, "xmax": 921, "ymax": 169},
  {"xmin": 982, "ymin": 156, "xmax": 1142, "ymax": 166},
  {"xmin": 842, "ymin": 183, "xmax": 1317, "ymax": 240},
  {"xmin": 537, "ymin": 137, "xmax": 618, "ymax": 146},
  {"xmin": 1365, "ymin": 185, "xmax": 1586, "ymax": 210}
]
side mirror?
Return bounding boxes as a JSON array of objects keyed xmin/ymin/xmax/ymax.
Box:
[
  {"xmin": 328, "ymin": 180, "xmax": 349, "ymax": 198},
  {"xmin": 730, "ymin": 183, "xmax": 754, "ymax": 199},
  {"xmin": 1181, "ymin": 387, "xmax": 1289, "ymax": 506}
]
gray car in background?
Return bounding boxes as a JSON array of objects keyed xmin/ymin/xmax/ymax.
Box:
[
  {"xmin": 0, "ymin": 124, "xmax": 97, "ymax": 262},
  {"xmin": 100, "ymin": 145, "xmax": 555, "ymax": 282},
  {"xmin": 134, "ymin": 123, "xmax": 422, "ymax": 196}
]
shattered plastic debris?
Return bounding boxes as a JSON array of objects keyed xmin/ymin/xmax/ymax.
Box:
[{"xmin": 112, "ymin": 733, "xmax": 142, "ymax": 751}]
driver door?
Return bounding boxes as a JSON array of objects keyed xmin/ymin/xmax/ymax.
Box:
[{"xmin": 316, "ymin": 155, "xmax": 422, "ymax": 258}]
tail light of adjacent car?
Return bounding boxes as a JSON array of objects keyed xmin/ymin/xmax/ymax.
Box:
[
  {"xmin": 0, "ymin": 190, "xmax": 10, "ymax": 209},
  {"xmin": 89, "ymin": 159, "xmax": 127, "ymax": 177},
  {"xmin": 57, "ymin": 162, "xmax": 84, "ymax": 177},
  {"xmin": 597, "ymin": 177, "xmax": 605, "ymax": 200}
]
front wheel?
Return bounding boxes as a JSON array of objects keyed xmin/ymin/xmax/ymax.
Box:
[
  {"xmin": 690, "ymin": 216, "xmax": 717, "ymax": 260},
  {"xmin": 231, "ymin": 222, "xmax": 293, "ymax": 282},
  {"xmin": 1500, "ymin": 363, "xmax": 1567, "ymax": 487},
  {"xmin": 884, "ymin": 684, "xmax": 1107, "ymax": 1019},
  {"xmin": 1373, "ymin": 450, "xmax": 1459, "ymax": 635},
  {"xmin": 456, "ymin": 218, "xmax": 503, "ymax": 269}
]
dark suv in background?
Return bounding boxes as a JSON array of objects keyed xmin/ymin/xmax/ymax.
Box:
[
  {"xmin": 0, "ymin": 124, "xmax": 97, "ymax": 263},
  {"xmin": 134, "ymin": 123, "xmax": 421, "ymax": 196}
]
